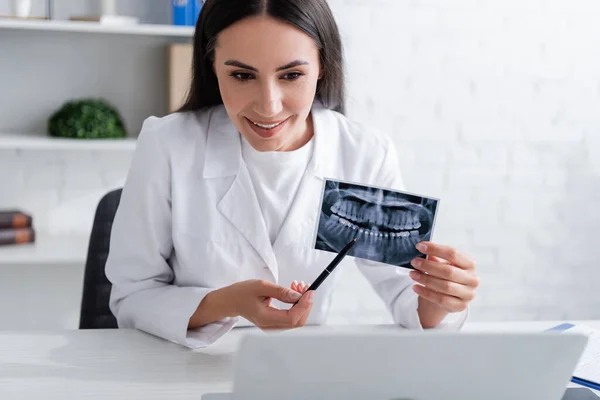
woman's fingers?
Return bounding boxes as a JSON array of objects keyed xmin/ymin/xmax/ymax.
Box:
[
  {"xmin": 259, "ymin": 291, "xmax": 314, "ymax": 327},
  {"xmin": 299, "ymin": 281, "xmax": 308, "ymax": 293},
  {"xmin": 293, "ymin": 290, "xmax": 313, "ymax": 326},
  {"xmin": 411, "ymin": 258, "xmax": 477, "ymax": 287},
  {"xmin": 412, "ymin": 284, "xmax": 468, "ymax": 313},
  {"xmin": 291, "ymin": 280, "xmax": 309, "ymax": 294},
  {"xmin": 409, "ymin": 270, "xmax": 475, "ymax": 301},
  {"xmin": 427, "ymin": 254, "xmax": 450, "ymax": 264},
  {"xmin": 415, "ymin": 242, "xmax": 476, "ymax": 270},
  {"xmin": 255, "ymin": 280, "xmax": 302, "ymax": 304}
]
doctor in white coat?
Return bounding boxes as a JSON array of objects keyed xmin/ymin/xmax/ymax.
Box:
[{"xmin": 106, "ymin": 0, "xmax": 480, "ymax": 349}]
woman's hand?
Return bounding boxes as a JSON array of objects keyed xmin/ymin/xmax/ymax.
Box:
[
  {"xmin": 224, "ymin": 279, "xmax": 314, "ymax": 330},
  {"xmin": 291, "ymin": 280, "xmax": 309, "ymax": 294},
  {"xmin": 409, "ymin": 241, "xmax": 479, "ymax": 318}
]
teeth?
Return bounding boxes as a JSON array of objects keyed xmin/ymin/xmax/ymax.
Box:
[
  {"xmin": 252, "ymin": 120, "xmax": 283, "ymax": 129},
  {"xmin": 400, "ymin": 214, "xmax": 408, "ymax": 230},
  {"xmin": 330, "ymin": 201, "xmax": 424, "ymax": 239},
  {"xmin": 393, "ymin": 214, "xmax": 402, "ymax": 230}
]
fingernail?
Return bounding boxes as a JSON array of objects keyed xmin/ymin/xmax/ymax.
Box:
[
  {"xmin": 411, "ymin": 258, "xmax": 422, "ymax": 268},
  {"xmin": 409, "ymin": 270, "xmax": 420, "ymax": 280},
  {"xmin": 416, "ymin": 243, "xmax": 427, "ymax": 252},
  {"xmin": 307, "ymin": 291, "xmax": 315, "ymax": 303},
  {"xmin": 290, "ymin": 291, "xmax": 302, "ymax": 301}
]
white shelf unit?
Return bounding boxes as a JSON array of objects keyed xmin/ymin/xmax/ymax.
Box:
[
  {"xmin": 1, "ymin": 8, "xmax": 186, "ymax": 271},
  {"xmin": 0, "ymin": 132, "xmax": 137, "ymax": 151},
  {"xmin": 0, "ymin": 233, "xmax": 89, "ymax": 265},
  {"xmin": 0, "ymin": 18, "xmax": 194, "ymax": 38}
]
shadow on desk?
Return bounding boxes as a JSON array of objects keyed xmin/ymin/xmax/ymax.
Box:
[{"xmin": 0, "ymin": 329, "xmax": 234, "ymax": 384}]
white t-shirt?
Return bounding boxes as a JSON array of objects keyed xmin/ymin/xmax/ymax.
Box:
[{"xmin": 241, "ymin": 135, "xmax": 314, "ymax": 244}]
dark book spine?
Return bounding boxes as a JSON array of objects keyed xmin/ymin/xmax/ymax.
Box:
[
  {"xmin": 0, "ymin": 228, "xmax": 36, "ymax": 246},
  {"xmin": 0, "ymin": 211, "xmax": 33, "ymax": 230}
]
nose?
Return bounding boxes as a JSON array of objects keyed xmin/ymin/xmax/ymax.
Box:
[{"xmin": 254, "ymin": 79, "xmax": 283, "ymax": 117}]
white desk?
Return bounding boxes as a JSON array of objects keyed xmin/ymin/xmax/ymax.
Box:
[{"xmin": 0, "ymin": 321, "xmax": 598, "ymax": 399}]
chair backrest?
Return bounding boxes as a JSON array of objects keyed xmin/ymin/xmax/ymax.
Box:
[{"xmin": 79, "ymin": 188, "xmax": 122, "ymax": 329}]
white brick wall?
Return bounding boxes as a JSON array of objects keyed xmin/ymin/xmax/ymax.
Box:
[
  {"xmin": 1, "ymin": 0, "xmax": 600, "ymax": 325},
  {"xmin": 0, "ymin": 150, "xmax": 132, "ymax": 236},
  {"xmin": 327, "ymin": 0, "xmax": 600, "ymax": 322}
]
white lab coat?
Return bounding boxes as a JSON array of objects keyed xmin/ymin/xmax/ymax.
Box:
[{"xmin": 106, "ymin": 101, "xmax": 468, "ymax": 349}]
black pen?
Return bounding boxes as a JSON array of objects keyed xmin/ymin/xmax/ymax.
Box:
[{"xmin": 294, "ymin": 238, "xmax": 357, "ymax": 305}]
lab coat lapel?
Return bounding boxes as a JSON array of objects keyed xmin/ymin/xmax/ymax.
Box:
[
  {"xmin": 274, "ymin": 103, "xmax": 341, "ymax": 249},
  {"xmin": 202, "ymin": 107, "xmax": 278, "ymax": 280}
]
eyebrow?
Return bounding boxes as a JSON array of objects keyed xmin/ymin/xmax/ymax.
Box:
[{"xmin": 223, "ymin": 59, "xmax": 309, "ymax": 72}]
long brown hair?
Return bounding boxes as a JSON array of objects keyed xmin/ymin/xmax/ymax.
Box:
[{"xmin": 178, "ymin": 0, "xmax": 346, "ymax": 114}]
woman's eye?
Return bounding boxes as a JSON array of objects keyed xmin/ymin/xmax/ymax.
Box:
[
  {"xmin": 281, "ymin": 72, "xmax": 303, "ymax": 80},
  {"xmin": 231, "ymin": 72, "xmax": 254, "ymax": 81}
]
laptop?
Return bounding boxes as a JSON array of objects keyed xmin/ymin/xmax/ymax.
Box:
[{"xmin": 202, "ymin": 326, "xmax": 588, "ymax": 400}]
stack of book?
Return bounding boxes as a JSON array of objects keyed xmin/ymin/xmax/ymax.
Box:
[{"xmin": 0, "ymin": 210, "xmax": 36, "ymax": 246}]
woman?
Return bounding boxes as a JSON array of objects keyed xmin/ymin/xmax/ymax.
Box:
[{"xmin": 106, "ymin": 0, "xmax": 480, "ymax": 349}]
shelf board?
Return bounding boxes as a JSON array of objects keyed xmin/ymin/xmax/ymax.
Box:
[
  {"xmin": 0, "ymin": 132, "xmax": 136, "ymax": 151},
  {"xmin": 0, "ymin": 233, "xmax": 89, "ymax": 265},
  {"xmin": 0, "ymin": 18, "xmax": 194, "ymax": 38}
]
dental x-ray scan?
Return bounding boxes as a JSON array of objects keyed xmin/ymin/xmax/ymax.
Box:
[{"xmin": 314, "ymin": 179, "xmax": 439, "ymax": 269}]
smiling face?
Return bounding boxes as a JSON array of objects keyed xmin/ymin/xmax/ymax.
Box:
[{"xmin": 213, "ymin": 15, "xmax": 322, "ymax": 152}]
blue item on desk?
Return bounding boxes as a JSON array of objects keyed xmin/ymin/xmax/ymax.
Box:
[
  {"xmin": 548, "ymin": 323, "xmax": 600, "ymax": 392},
  {"xmin": 172, "ymin": 0, "xmax": 194, "ymax": 26}
]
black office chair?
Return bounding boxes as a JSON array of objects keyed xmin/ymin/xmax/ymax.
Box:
[{"xmin": 78, "ymin": 188, "xmax": 122, "ymax": 329}]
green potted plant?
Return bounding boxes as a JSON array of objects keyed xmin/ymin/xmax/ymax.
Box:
[{"xmin": 48, "ymin": 98, "xmax": 127, "ymax": 139}]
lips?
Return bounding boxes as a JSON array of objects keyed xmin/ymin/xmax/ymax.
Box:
[{"xmin": 245, "ymin": 116, "xmax": 290, "ymax": 139}]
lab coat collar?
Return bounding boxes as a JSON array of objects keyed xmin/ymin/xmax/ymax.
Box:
[
  {"xmin": 202, "ymin": 100, "xmax": 339, "ymax": 180},
  {"xmin": 202, "ymin": 106, "xmax": 242, "ymax": 179},
  {"xmin": 200, "ymin": 101, "xmax": 340, "ymax": 280}
]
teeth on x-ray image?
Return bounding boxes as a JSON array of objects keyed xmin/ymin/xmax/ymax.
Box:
[{"xmin": 314, "ymin": 179, "xmax": 439, "ymax": 269}]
